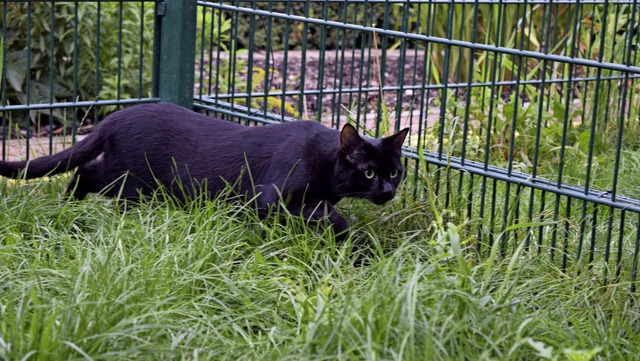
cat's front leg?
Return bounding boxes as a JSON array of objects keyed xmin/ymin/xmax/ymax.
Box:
[
  {"xmin": 254, "ymin": 184, "xmax": 281, "ymax": 218},
  {"xmin": 294, "ymin": 200, "xmax": 349, "ymax": 239},
  {"xmin": 256, "ymin": 186, "xmax": 349, "ymax": 239},
  {"xmin": 327, "ymin": 209, "xmax": 349, "ymax": 240}
]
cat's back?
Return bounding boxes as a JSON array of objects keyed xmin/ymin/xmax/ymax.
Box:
[
  {"xmin": 100, "ymin": 104, "xmax": 339, "ymax": 140},
  {"xmin": 98, "ymin": 104, "xmax": 339, "ymax": 157},
  {"xmin": 99, "ymin": 102, "xmax": 242, "ymax": 135},
  {"xmin": 246, "ymin": 120, "xmax": 338, "ymax": 145}
]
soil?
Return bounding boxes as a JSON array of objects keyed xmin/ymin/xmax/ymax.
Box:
[
  {"xmin": 197, "ymin": 49, "xmax": 442, "ymax": 129},
  {"xmin": 3, "ymin": 134, "xmax": 87, "ymax": 162}
]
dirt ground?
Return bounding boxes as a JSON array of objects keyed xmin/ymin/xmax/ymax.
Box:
[
  {"xmin": 2, "ymin": 135, "xmax": 87, "ymax": 162},
  {"xmin": 198, "ymin": 49, "xmax": 442, "ymax": 130}
]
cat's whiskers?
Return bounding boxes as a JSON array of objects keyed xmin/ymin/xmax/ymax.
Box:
[{"xmin": 335, "ymin": 191, "xmax": 369, "ymax": 198}]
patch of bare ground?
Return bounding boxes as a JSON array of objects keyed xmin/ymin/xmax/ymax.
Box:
[
  {"xmin": 2, "ymin": 135, "xmax": 87, "ymax": 162},
  {"xmin": 197, "ymin": 49, "xmax": 442, "ymax": 132}
]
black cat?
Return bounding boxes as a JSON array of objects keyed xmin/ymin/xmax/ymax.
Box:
[{"xmin": 0, "ymin": 103, "xmax": 409, "ymax": 236}]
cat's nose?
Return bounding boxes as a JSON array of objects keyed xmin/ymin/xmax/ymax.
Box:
[
  {"xmin": 381, "ymin": 182, "xmax": 395, "ymax": 199},
  {"xmin": 372, "ymin": 183, "xmax": 396, "ymax": 205}
]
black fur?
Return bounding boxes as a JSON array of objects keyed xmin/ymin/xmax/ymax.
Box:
[{"xmin": 0, "ymin": 103, "xmax": 409, "ymax": 236}]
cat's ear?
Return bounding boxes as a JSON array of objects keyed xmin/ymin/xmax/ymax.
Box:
[
  {"xmin": 384, "ymin": 127, "xmax": 410, "ymax": 151},
  {"xmin": 340, "ymin": 123, "xmax": 363, "ymax": 152}
]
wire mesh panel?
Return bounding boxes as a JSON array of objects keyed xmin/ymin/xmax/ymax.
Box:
[
  {"xmin": 0, "ymin": 1, "xmax": 159, "ymax": 162},
  {"xmin": 194, "ymin": 0, "xmax": 640, "ymax": 288},
  {"xmin": 1, "ymin": 0, "xmax": 639, "ymax": 288}
]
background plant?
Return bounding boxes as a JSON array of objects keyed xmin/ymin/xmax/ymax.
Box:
[{"xmin": 0, "ymin": 2, "xmax": 155, "ymax": 124}]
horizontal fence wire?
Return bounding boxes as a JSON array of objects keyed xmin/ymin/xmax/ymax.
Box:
[
  {"xmin": 198, "ymin": 2, "xmax": 640, "ymax": 73},
  {"xmin": 195, "ymin": 0, "xmax": 640, "ymax": 288},
  {"xmin": 197, "ymin": 72, "xmax": 640, "ymax": 100},
  {"xmin": 203, "ymin": 0, "xmax": 640, "ymax": 3}
]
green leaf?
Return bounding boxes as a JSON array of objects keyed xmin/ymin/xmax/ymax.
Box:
[
  {"xmin": 524, "ymin": 338, "xmax": 554, "ymax": 359},
  {"xmin": 6, "ymin": 51, "xmax": 28, "ymax": 92},
  {"xmin": 254, "ymin": 249, "xmax": 267, "ymax": 267},
  {"xmin": 0, "ymin": 38, "xmax": 3, "ymax": 90},
  {"xmin": 563, "ymin": 347, "xmax": 603, "ymax": 361},
  {"xmin": 576, "ymin": 130, "xmax": 592, "ymax": 154},
  {"xmin": 447, "ymin": 222, "xmax": 471, "ymax": 277}
]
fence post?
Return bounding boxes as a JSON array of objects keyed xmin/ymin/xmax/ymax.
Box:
[{"xmin": 156, "ymin": 0, "xmax": 197, "ymax": 108}]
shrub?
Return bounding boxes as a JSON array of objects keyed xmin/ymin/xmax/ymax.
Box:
[{"xmin": 0, "ymin": 1, "xmax": 155, "ymax": 123}]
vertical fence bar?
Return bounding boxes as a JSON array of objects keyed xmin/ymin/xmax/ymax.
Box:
[
  {"xmin": 263, "ymin": 0, "xmax": 274, "ymax": 120},
  {"xmin": 25, "ymin": 1, "xmax": 32, "ymax": 159},
  {"xmin": 71, "ymin": 1, "xmax": 78, "ymax": 144},
  {"xmin": 138, "ymin": 1, "xmax": 146, "ymax": 99},
  {"xmin": 228, "ymin": 0, "xmax": 239, "ymax": 114},
  {"xmin": 95, "ymin": 1, "xmax": 102, "ymax": 117},
  {"xmin": 157, "ymin": 0, "xmax": 197, "ymax": 108},
  {"xmin": 281, "ymin": 0, "xmax": 293, "ymax": 121},
  {"xmin": 116, "ymin": 1, "xmax": 124, "ymax": 103},
  {"xmin": 296, "ymin": 0, "xmax": 310, "ymax": 118},
  {"xmin": 1, "ymin": 1, "xmax": 7, "ymax": 161},
  {"xmin": 244, "ymin": 0, "xmax": 256, "ymax": 119},
  {"xmin": 631, "ymin": 214, "xmax": 640, "ymax": 293},
  {"xmin": 48, "ymin": 1, "xmax": 55, "ymax": 154}
]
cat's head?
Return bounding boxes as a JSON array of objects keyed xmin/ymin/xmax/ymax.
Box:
[{"xmin": 334, "ymin": 124, "xmax": 409, "ymax": 205}]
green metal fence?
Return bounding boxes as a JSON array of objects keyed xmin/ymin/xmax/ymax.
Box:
[
  {"xmin": 2, "ymin": 0, "xmax": 640, "ymax": 289},
  {"xmin": 0, "ymin": 1, "xmax": 160, "ymax": 162},
  {"xmin": 194, "ymin": 0, "xmax": 640, "ymax": 289}
]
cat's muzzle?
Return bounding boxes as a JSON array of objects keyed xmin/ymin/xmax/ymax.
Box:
[{"xmin": 371, "ymin": 191, "xmax": 395, "ymax": 205}]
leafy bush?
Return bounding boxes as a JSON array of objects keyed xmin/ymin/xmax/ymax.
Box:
[
  {"xmin": 231, "ymin": 1, "xmax": 408, "ymax": 52},
  {"xmin": 0, "ymin": 2, "xmax": 155, "ymax": 123}
]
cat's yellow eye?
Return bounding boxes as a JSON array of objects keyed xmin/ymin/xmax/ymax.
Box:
[
  {"xmin": 390, "ymin": 169, "xmax": 399, "ymax": 178},
  {"xmin": 364, "ymin": 169, "xmax": 376, "ymax": 179}
]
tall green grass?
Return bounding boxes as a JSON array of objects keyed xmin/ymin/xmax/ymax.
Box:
[{"xmin": 1, "ymin": 176, "xmax": 639, "ymax": 360}]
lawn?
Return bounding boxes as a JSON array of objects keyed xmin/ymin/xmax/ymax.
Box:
[
  {"xmin": 1, "ymin": 176, "xmax": 639, "ymax": 360},
  {"xmin": 2, "ymin": 1, "xmax": 639, "ymax": 359}
]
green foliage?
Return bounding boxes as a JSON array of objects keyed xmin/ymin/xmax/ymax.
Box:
[
  {"xmin": 1, "ymin": 177, "xmax": 638, "ymax": 359},
  {"xmin": 0, "ymin": 38, "xmax": 3, "ymax": 87},
  {"xmin": 0, "ymin": 2, "xmax": 155, "ymax": 121},
  {"xmin": 404, "ymin": 2, "xmax": 640, "ymax": 84},
  {"xmin": 196, "ymin": 5, "xmax": 232, "ymax": 53},
  {"xmin": 416, "ymin": 62, "xmax": 640, "ymax": 198},
  {"xmin": 231, "ymin": 1, "xmax": 410, "ymax": 52}
]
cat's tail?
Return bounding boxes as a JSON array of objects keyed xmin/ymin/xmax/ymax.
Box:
[{"xmin": 0, "ymin": 131, "xmax": 104, "ymax": 179}]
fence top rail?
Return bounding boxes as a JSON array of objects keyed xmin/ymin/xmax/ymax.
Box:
[
  {"xmin": 202, "ymin": 0, "xmax": 640, "ymax": 4},
  {"xmin": 8, "ymin": 0, "xmax": 160, "ymax": 3},
  {"xmin": 201, "ymin": 2, "xmax": 640, "ymax": 75},
  {"xmin": 0, "ymin": 99, "xmax": 161, "ymax": 113},
  {"xmin": 402, "ymin": 148, "xmax": 640, "ymax": 214}
]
